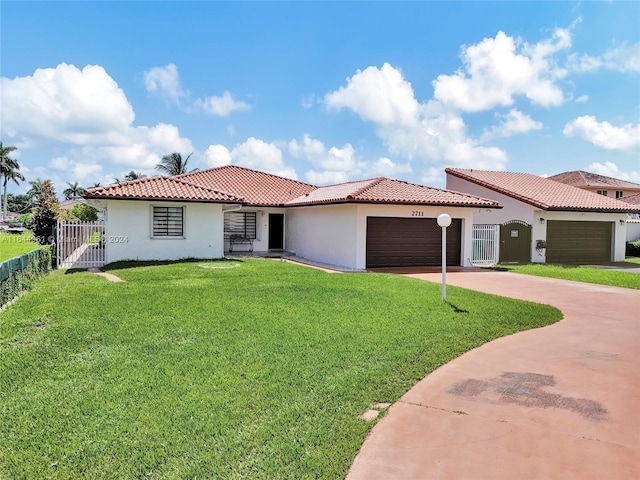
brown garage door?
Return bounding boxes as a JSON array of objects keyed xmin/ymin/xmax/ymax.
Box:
[
  {"xmin": 546, "ymin": 220, "xmax": 613, "ymax": 264},
  {"xmin": 366, "ymin": 217, "xmax": 462, "ymax": 268}
]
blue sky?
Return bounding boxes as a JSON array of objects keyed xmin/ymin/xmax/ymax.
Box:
[{"xmin": 1, "ymin": 1, "xmax": 639, "ymax": 197}]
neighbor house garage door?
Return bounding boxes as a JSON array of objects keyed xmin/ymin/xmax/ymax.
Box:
[
  {"xmin": 366, "ymin": 217, "xmax": 462, "ymax": 268},
  {"xmin": 546, "ymin": 220, "xmax": 613, "ymax": 264}
]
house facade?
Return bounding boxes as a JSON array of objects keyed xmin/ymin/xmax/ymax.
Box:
[
  {"xmin": 446, "ymin": 168, "xmax": 640, "ymax": 264},
  {"xmin": 84, "ymin": 166, "xmax": 500, "ymax": 270},
  {"xmin": 548, "ymin": 170, "xmax": 640, "ymax": 199}
]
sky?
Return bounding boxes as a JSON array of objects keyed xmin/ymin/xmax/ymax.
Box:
[{"xmin": 1, "ymin": 1, "xmax": 639, "ymax": 198}]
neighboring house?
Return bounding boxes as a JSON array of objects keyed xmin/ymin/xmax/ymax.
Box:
[
  {"xmin": 84, "ymin": 165, "xmax": 500, "ymax": 270},
  {"xmin": 619, "ymin": 193, "xmax": 640, "ymax": 242},
  {"xmin": 547, "ymin": 170, "xmax": 640, "ymax": 199},
  {"xmin": 446, "ymin": 168, "xmax": 640, "ymax": 264}
]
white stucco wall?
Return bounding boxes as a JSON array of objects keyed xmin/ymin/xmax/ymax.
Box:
[
  {"xmin": 286, "ymin": 204, "xmax": 359, "ymax": 268},
  {"xmin": 286, "ymin": 203, "xmax": 477, "ymax": 270},
  {"xmin": 104, "ymin": 200, "xmax": 225, "ymax": 263},
  {"xmin": 447, "ymin": 174, "xmax": 628, "ymax": 262},
  {"xmin": 626, "ymin": 220, "xmax": 640, "ymax": 242}
]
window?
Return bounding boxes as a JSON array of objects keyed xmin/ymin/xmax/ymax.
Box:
[
  {"xmin": 597, "ymin": 190, "xmax": 608, "ymax": 197},
  {"xmin": 224, "ymin": 211, "xmax": 257, "ymax": 239},
  {"xmin": 616, "ymin": 191, "xmax": 624, "ymax": 198},
  {"xmin": 153, "ymin": 206, "xmax": 184, "ymax": 237}
]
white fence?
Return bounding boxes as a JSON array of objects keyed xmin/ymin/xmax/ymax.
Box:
[
  {"xmin": 57, "ymin": 220, "xmax": 106, "ymax": 269},
  {"xmin": 472, "ymin": 224, "xmax": 500, "ymax": 266}
]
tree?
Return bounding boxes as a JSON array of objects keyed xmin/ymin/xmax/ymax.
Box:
[
  {"xmin": 57, "ymin": 204, "xmax": 99, "ymax": 222},
  {"xmin": 62, "ymin": 181, "xmax": 85, "ymax": 200},
  {"xmin": 0, "ymin": 141, "xmax": 25, "ymax": 220},
  {"xmin": 32, "ymin": 180, "xmax": 59, "ymax": 245},
  {"xmin": 26, "ymin": 179, "xmax": 45, "ymax": 206},
  {"xmin": 155, "ymin": 152, "xmax": 193, "ymax": 176},
  {"xmin": 124, "ymin": 170, "xmax": 147, "ymax": 181}
]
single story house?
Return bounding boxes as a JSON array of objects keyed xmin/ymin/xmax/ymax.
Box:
[
  {"xmin": 84, "ymin": 165, "xmax": 500, "ymax": 270},
  {"xmin": 446, "ymin": 168, "xmax": 640, "ymax": 264},
  {"xmin": 547, "ymin": 170, "xmax": 640, "ymax": 199}
]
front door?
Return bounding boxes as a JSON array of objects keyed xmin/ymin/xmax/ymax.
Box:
[
  {"xmin": 268, "ymin": 214, "xmax": 284, "ymax": 250},
  {"xmin": 499, "ymin": 220, "xmax": 532, "ymax": 263}
]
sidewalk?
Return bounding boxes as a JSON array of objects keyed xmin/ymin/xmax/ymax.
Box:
[{"xmin": 347, "ymin": 270, "xmax": 640, "ymax": 479}]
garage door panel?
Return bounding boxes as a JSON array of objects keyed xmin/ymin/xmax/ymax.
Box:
[
  {"xmin": 366, "ymin": 217, "xmax": 461, "ymax": 268},
  {"xmin": 546, "ymin": 220, "xmax": 612, "ymax": 264}
]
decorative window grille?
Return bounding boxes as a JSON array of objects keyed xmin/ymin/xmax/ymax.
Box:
[
  {"xmin": 153, "ymin": 206, "xmax": 184, "ymax": 237},
  {"xmin": 224, "ymin": 211, "xmax": 257, "ymax": 239}
]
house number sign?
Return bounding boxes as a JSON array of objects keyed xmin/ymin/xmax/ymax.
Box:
[{"xmin": 411, "ymin": 211, "xmax": 425, "ymax": 217}]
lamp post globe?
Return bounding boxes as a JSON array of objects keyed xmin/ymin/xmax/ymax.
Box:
[{"xmin": 437, "ymin": 213, "xmax": 452, "ymax": 228}]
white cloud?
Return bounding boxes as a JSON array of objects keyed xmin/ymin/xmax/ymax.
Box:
[
  {"xmin": 325, "ymin": 64, "xmax": 508, "ymax": 171},
  {"xmin": 194, "ymin": 91, "xmax": 250, "ymax": 116},
  {"xmin": 432, "ymin": 29, "xmax": 570, "ymax": 111},
  {"xmin": 144, "ymin": 63, "xmax": 185, "ymax": 102},
  {"xmin": 0, "ymin": 63, "xmax": 194, "ymax": 173},
  {"xmin": 575, "ymin": 94, "xmax": 589, "ymax": 103},
  {"xmin": 563, "ymin": 115, "xmax": 640, "ymax": 151},
  {"xmin": 305, "ymin": 170, "xmax": 350, "ymax": 185},
  {"xmin": 568, "ymin": 42, "xmax": 640, "ymax": 73},
  {"xmin": 204, "ymin": 144, "xmax": 232, "ymax": 167},
  {"xmin": 1, "ymin": 63, "xmax": 135, "ymax": 147},
  {"xmin": 301, "ymin": 93, "xmax": 316, "ymax": 109},
  {"xmin": 420, "ymin": 167, "xmax": 444, "ymax": 185},
  {"xmin": 325, "ymin": 63, "xmax": 419, "ymax": 127},
  {"xmin": 481, "ymin": 109, "xmax": 543, "ymax": 141},
  {"xmin": 204, "ymin": 137, "xmax": 297, "ymax": 179},
  {"xmin": 367, "ymin": 157, "xmax": 413, "ymax": 177},
  {"xmin": 586, "ymin": 161, "xmax": 640, "ymax": 183},
  {"xmin": 289, "ymin": 134, "xmax": 359, "ymax": 171},
  {"xmin": 144, "ymin": 63, "xmax": 250, "ymax": 116}
]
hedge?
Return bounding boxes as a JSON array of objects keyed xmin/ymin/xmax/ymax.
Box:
[{"xmin": 0, "ymin": 247, "xmax": 52, "ymax": 309}]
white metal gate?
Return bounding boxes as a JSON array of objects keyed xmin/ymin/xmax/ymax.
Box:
[
  {"xmin": 57, "ymin": 220, "xmax": 106, "ymax": 269},
  {"xmin": 472, "ymin": 224, "xmax": 499, "ymax": 266}
]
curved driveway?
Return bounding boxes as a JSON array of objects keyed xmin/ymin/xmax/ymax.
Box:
[{"xmin": 347, "ymin": 270, "xmax": 640, "ymax": 479}]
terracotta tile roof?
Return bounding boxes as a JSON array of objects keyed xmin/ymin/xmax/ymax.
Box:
[
  {"xmin": 176, "ymin": 165, "xmax": 315, "ymax": 206},
  {"xmin": 548, "ymin": 170, "xmax": 640, "ymax": 190},
  {"xmin": 446, "ymin": 168, "xmax": 640, "ymax": 213},
  {"xmin": 286, "ymin": 177, "xmax": 500, "ymax": 207},
  {"xmin": 84, "ymin": 176, "xmax": 243, "ymax": 203},
  {"xmin": 619, "ymin": 193, "xmax": 640, "ymax": 205}
]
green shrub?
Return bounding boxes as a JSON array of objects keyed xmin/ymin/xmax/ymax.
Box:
[
  {"xmin": 12, "ymin": 213, "xmax": 33, "ymax": 230},
  {"xmin": 626, "ymin": 240, "xmax": 640, "ymax": 257},
  {"xmin": 0, "ymin": 247, "xmax": 52, "ymax": 308}
]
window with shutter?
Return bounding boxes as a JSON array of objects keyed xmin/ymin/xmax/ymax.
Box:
[
  {"xmin": 153, "ymin": 206, "xmax": 184, "ymax": 237},
  {"xmin": 224, "ymin": 211, "xmax": 257, "ymax": 239}
]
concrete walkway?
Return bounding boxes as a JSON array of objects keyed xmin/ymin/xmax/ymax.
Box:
[{"xmin": 347, "ymin": 270, "xmax": 640, "ymax": 479}]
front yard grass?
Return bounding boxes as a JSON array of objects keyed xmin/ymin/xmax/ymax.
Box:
[
  {"xmin": 0, "ymin": 259, "xmax": 562, "ymax": 479},
  {"xmin": 0, "ymin": 231, "xmax": 41, "ymax": 262},
  {"xmin": 496, "ymin": 262, "xmax": 640, "ymax": 289}
]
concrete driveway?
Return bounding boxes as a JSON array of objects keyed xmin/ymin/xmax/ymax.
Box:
[{"xmin": 347, "ymin": 270, "xmax": 640, "ymax": 479}]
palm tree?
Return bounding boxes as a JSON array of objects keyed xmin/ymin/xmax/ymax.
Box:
[
  {"xmin": 63, "ymin": 181, "xmax": 85, "ymax": 200},
  {"xmin": 26, "ymin": 178, "xmax": 45, "ymax": 205},
  {"xmin": 92, "ymin": 182, "xmax": 101, "ymax": 188},
  {"xmin": 124, "ymin": 170, "xmax": 147, "ymax": 181},
  {"xmin": 1, "ymin": 142, "xmax": 25, "ymax": 220},
  {"xmin": 155, "ymin": 152, "xmax": 193, "ymax": 176}
]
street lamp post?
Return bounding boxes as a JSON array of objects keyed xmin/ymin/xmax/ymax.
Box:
[{"xmin": 437, "ymin": 213, "xmax": 452, "ymax": 302}]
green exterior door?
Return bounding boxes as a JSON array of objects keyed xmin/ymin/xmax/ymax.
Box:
[
  {"xmin": 546, "ymin": 221, "xmax": 612, "ymax": 264},
  {"xmin": 499, "ymin": 220, "xmax": 532, "ymax": 263}
]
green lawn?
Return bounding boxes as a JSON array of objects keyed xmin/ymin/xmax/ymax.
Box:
[
  {"xmin": 495, "ymin": 262, "xmax": 640, "ymax": 289},
  {"xmin": 0, "ymin": 259, "xmax": 562, "ymax": 479},
  {"xmin": 0, "ymin": 231, "xmax": 42, "ymax": 262}
]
